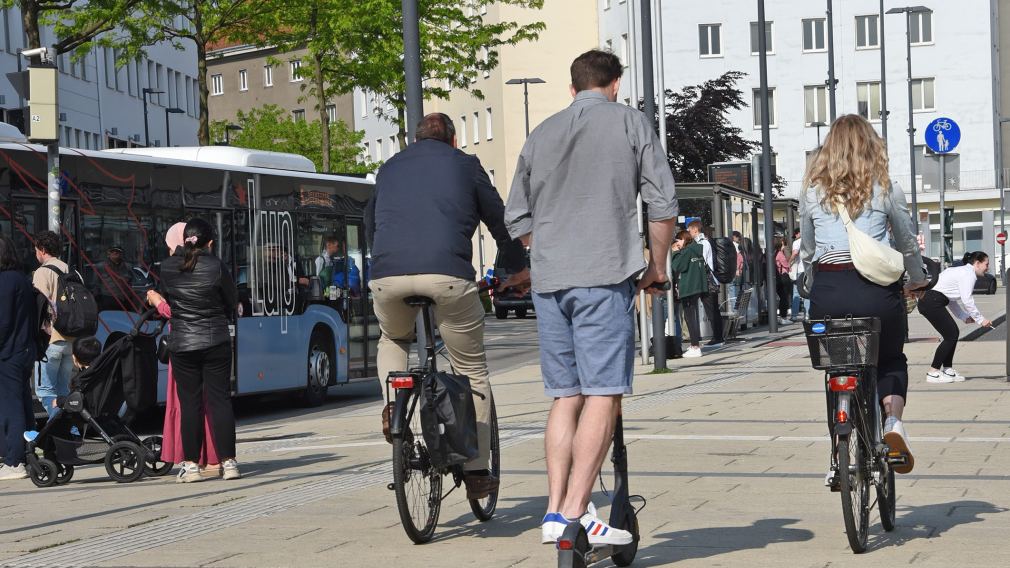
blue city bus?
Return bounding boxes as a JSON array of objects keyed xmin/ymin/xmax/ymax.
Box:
[{"xmin": 0, "ymin": 141, "xmax": 378, "ymax": 406}]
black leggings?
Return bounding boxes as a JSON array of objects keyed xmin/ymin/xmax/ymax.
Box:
[
  {"xmin": 681, "ymin": 294, "xmax": 702, "ymax": 346},
  {"xmin": 171, "ymin": 343, "xmax": 236, "ymax": 462},
  {"xmin": 809, "ymin": 269, "xmax": 909, "ymax": 403},
  {"xmin": 776, "ymin": 274, "xmax": 793, "ymax": 318},
  {"xmin": 917, "ymin": 290, "xmax": 958, "ymax": 370}
]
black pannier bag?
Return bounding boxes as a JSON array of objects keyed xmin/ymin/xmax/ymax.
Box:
[{"xmin": 419, "ymin": 371, "xmax": 480, "ymax": 469}]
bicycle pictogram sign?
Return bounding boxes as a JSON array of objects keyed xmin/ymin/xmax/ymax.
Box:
[{"xmin": 924, "ymin": 117, "xmax": 960, "ymax": 154}]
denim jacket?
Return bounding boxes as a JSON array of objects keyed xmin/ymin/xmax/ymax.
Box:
[{"xmin": 800, "ymin": 181, "xmax": 927, "ymax": 287}]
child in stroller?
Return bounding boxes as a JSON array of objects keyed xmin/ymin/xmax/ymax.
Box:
[{"xmin": 24, "ymin": 309, "xmax": 173, "ymax": 486}]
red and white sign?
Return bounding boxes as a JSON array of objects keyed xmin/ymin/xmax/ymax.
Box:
[{"xmin": 998, "ymin": 232, "xmax": 1007, "ymax": 246}]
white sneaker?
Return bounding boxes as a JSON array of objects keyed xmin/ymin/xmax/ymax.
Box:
[
  {"xmin": 578, "ymin": 503, "xmax": 633, "ymax": 546},
  {"xmin": 0, "ymin": 463, "xmax": 27, "ymax": 481},
  {"xmin": 541, "ymin": 512, "xmax": 571, "ymax": 544},
  {"xmin": 176, "ymin": 462, "xmax": 204, "ymax": 483},
  {"xmin": 883, "ymin": 419, "xmax": 914, "ymax": 474},
  {"xmin": 941, "ymin": 368, "xmax": 966, "ymax": 382},
  {"xmin": 824, "ymin": 468, "xmax": 838, "ymax": 489},
  {"xmin": 683, "ymin": 346, "xmax": 703, "ymax": 358},
  {"xmin": 778, "ymin": 317, "xmax": 791, "ymax": 326},
  {"xmin": 222, "ymin": 459, "xmax": 241, "ymax": 480},
  {"xmin": 926, "ymin": 370, "xmax": 955, "ymax": 383}
]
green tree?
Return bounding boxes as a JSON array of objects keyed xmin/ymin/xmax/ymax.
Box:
[
  {"xmin": 210, "ymin": 104, "xmax": 376, "ymax": 174},
  {"xmin": 252, "ymin": 0, "xmax": 545, "ymax": 152},
  {"xmin": 3, "ymin": 0, "xmax": 145, "ymax": 60}
]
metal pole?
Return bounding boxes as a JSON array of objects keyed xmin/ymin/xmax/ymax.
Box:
[
  {"xmin": 758, "ymin": 0, "xmax": 776, "ymax": 334},
  {"xmin": 826, "ymin": 0, "xmax": 837, "ymax": 121},
  {"xmin": 47, "ymin": 143, "xmax": 59, "ymax": 233},
  {"xmin": 143, "ymin": 93, "xmax": 150, "ymax": 147},
  {"xmin": 939, "ymin": 154, "xmax": 946, "ymax": 268},
  {"xmin": 401, "ymin": 0, "xmax": 423, "ymax": 143},
  {"xmin": 523, "ymin": 82, "xmax": 530, "ymax": 137},
  {"xmin": 1001, "ymin": 124, "xmax": 1007, "ymax": 286},
  {"xmin": 165, "ymin": 109, "xmax": 171, "ymax": 147},
  {"xmin": 639, "ymin": 0, "xmax": 665, "ymax": 370},
  {"xmin": 879, "ymin": 0, "xmax": 888, "ymax": 143},
  {"xmin": 904, "ymin": 12, "xmax": 919, "ymax": 231},
  {"xmin": 655, "ymin": 0, "xmax": 676, "ymax": 343}
]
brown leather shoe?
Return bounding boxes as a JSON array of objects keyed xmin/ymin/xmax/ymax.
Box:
[
  {"xmin": 463, "ymin": 472, "xmax": 500, "ymax": 500},
  {"xmin": 381, "ymin": 402, "xmax": 394, "ymax": 444}
]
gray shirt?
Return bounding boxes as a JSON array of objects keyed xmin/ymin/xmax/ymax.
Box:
[{"xmin": 505, "ymin": 90, "xmax": 679, "ymax": 293}]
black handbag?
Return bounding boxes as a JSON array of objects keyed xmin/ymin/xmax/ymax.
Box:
[
  {"xmin": 157, "ymin": 334, "xmax": 171, "ymax": 364},
  {"xmin": 419, "ymin": 371, "xmax": 482, "ymax": 469}
]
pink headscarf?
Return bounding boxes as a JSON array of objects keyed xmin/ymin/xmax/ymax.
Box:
[{"xmin": 165, "ymin": 222, "xmax": 187, "ymax": 254}]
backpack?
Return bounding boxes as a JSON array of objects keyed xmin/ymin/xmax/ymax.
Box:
[
  {"xmin": 32, "ymin": 287, "xmax": 52, "ymax": 362},
  {"xmin": 711, "ymin": 237, "xmax": 737, "ymax": 284},
  {"xmin": 43, "ymin": 265, "xmax": 99, "ymax": 337}
]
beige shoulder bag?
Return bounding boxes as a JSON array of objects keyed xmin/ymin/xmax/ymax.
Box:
[{"xmin": 834, "ymin": 200, "xmax": 905, "ymax": 286}]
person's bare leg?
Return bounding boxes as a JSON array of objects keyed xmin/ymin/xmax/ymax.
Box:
[
  {"xmin": 560, "ymin": 395, "xmax": 621, "ymax": 519},
  {"xmin": 545, "ymin": 395, "xmax": 583, "ymax": 514},
  {"xmin": 883, "ymin": 395, "xmax": 905, "ymax": 420}
]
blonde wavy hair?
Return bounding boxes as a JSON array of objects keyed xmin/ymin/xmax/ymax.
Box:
[{"xmin": 803, "ymin": 114, "xmax": 891, "ymax": 216}]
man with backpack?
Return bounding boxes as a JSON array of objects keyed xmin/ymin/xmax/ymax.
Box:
[
  {"xmin": 32, "ymin": 231, "xmax": 97, "ymax": 419},
  {"xmin": 687, "ymin": 221, "xmax": 725, "ymax": 346}
]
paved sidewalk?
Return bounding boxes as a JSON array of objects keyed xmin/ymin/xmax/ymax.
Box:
[{"xmin": 1, "ymin": 321, "xmax": 1008, "ymax": 567}]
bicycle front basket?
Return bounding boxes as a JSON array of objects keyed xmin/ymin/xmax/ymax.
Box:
[{"xmin": 803, "ymin": 317, "xmax": 881, "ymax": 370}]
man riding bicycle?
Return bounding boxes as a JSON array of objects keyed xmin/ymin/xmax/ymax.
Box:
[
  {"xmin": 503, "ymin": 50, "xmax": 678, "ymax": 546},
  {"xmin": 365, "ymin": 113, "xmax": 521, "ymax": 500}
]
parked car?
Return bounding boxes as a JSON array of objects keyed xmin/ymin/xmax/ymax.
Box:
[{"xmin": 490, "ymin": 240, "xmax": 533, "ymax": 319}]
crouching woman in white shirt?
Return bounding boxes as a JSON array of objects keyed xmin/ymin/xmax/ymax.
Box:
[{"xmin": 916, "ymin": 251, "xmax": 993, "ymax": 383}]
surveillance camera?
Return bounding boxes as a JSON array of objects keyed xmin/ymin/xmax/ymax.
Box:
[{"xmin": 20, "ymin": 47, "xmax": 50, "ymax": 60}]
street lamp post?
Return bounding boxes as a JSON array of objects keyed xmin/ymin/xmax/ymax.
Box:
[
  {"xmin": 879, "ymin": 0, "xmax": 889, "ymax": 143},
  {"xmin": 505, "ymin": 78, "xmax": 546, "ymax": 137},
  {"xmin": 141, "ymin": 88, "xmax": 164, "ymax": 148},
  {"xmin": 826, "ymin": 0, "xmax": 837, "ymax": 121},
  {"xmin": 887, "ymin": 6, "xmax": 932, "ymax": 232},
  {"xmin": 224, "ymin": 124, "xmax": 242, "ymax": 145},
  {"xmin": 812, "ymin": 121, "xmax": 827, "ymax": 147},
  {"xmin": 758, "ymin": 0, "xmax": 777, "ymax": 334},
  {"xmin": 1002, "ymin": 119, "xmax": 1010, "ymax": 381},
  {"xmin": 164, "ymin": 107, "xmax": 184, "ymax": 147}
]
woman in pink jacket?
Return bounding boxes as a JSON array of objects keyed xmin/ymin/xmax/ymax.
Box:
[
  {"xmin": 774, "ymin": 236, "xmax": 792, "ymax": 326},
  {"xmin": 147, "ymin": 222, "xmax": 221, "ymax": 477}
]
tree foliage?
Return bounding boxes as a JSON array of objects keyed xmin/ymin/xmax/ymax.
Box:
[
  {"xmin": 210, "ymin": 104, "xmax": 376, "ymax": 174},
  {"xmin": 3, "ymin": 0, "xmax": 146, "ymax": 59}
]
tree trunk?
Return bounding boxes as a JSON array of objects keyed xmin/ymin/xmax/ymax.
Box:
[
  {"xmin": 193, "ymin": 7, "xmax": 210, "ymax": 146},
  {"xmin": 396, "ymin": 105, "xmax": 407, "ymax": 149},
  {"xmin": 313, "ymin": 53, "xmax": 329, "ymax": 172},
  {"xmin": 21, "ymin": 1, "xmax": 41, "ymax": 53}
]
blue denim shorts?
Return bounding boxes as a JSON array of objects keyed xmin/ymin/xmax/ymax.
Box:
[{"xmin": 532, "ymin": 279, "xmax": 636, "ymax": 398}]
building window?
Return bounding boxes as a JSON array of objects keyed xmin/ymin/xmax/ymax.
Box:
[
  {"xmin": 360, "ymin": 91, "xmax": 367, "ymax": 117},
  {"xmin": 752, "ymin": 88, "xmax": 776, "ymax": 128},
  {"xmin": 855, "ymin": 15, "xmax": 880, "ymax": 49},
  {"xmin": 289, "ymin": 60, "xmax": 302, "ymax": 82},
  {"xmin": 620, "ymin": 33, "xmax": 629, "ymax": 68},
  {"xmin": 603, "ymin": 0, "xmax": 611, "ymax": 9},
  {"xmin": 473, "ymin": 111, "xmax": 480, "ymax": 144},
  {"xmin": 238, "ymin": 69, "xmax": 248, "ymax": 91},
  {"xmin": 460, "ymin": 115, "xmax": 467, "ymax": 148},
  {"xmin": 750, "ymin": 21, "xmax": 773, "ymax": 55},
  {"xmin": 804, "ymin": 85, "xmax": 828, "ymax": 126},
  {"xmin": 263, "ymin": 65, "xmax": 273, "ymax": 87},
  {"xmin": 326, "ymin": 104, "xmax": 336, "ymax": 122},
  {"xmin": 292, "ymin": 109, "xmax": 305, "ymax": 121},
  {"xmin": 362, "ymin": 141, "xmax": 369, "ymax": 161},
  {"xmin": 388, "ymin": 136, "xmax": 397, "ymax": 157},
  {"xmin": 698, "ymin": 24, "xmax": 722, "ymax": 57},
  {"xmin": 802, "ymin": 18, "xmax": 826, "ymax": 52},
  {"xmin": 375, "ymin": 138, "xmax": 382, "ymax": 161},
  {"xmin": 910, "ymin": 11, "xmax": 933, "ymax": 45},
  {"xmin": 210, "ymin": 74, "xmax": 223, "ymax": 96},
  {"xmin": 482, "ymin": 47, "xmax": 490, "ymax": 78},
  {"xmin": 911, "ymin": 78, "xmax": 935, "ymax": 111},
  {"xmin": 486, "ymin": 108, "xmax": 493, "ymax": 140},
  {"xmin": 605, "ymin": 38, "xmax": 613, "ymax": 53},
  {"xmin": 856, "ymin": 81, "xmax": 882, "ymax": 122}
]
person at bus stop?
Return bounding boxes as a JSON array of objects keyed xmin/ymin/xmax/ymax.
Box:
[
  {"xmin": 670, "ymin": 230, "xmax": 707, "ymax": 359},
  {"xmin": 503, "ymin": 50, "xmax": 678, "ymax": 546},
  {"xmin": 32, "ymin": 231, "xmax": 76, "ymax": 420},
  {"xmin": 366, "ymin": 112, "xmax": 521, "ymax": 502},
  {"xmin": 686, "ymin": 221, "xmax": 724, "ymax": 346},
  {"xmin": 774, "ymin": 236, "xmax": 792, "ymax": 326},
  {"xmin": 789, "ymin": 228, "xmax": 809, "ymax": 321},
  {"xmin": 800, "ymin": 114, "xmax": 927, "ymax": 479},
  {"xmin": 915, "ymin": 251, "xmax": 993, "ymax": 383},
  {"xmin": 94, "ymin": 245, "xmax": 135, "ymax": 312},
  {"xmin": 148, "ymin": 222, "xmax": 220, "ymax": 477},
  {"xmin": 0, "ymin": 235, "xmax": 36, "ymax": 481},
  {"xmin": 160, "ymin": 218, "xmax": 239, "ymax": 483}
]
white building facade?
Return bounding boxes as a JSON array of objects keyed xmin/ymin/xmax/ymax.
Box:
[
  {"xmin": 601, "ymin": 0, "xmax": 1003, "ymax": 261},
  {"xmin": 0, "ymin": 7, "xmax": 199, "ymax": 149}
]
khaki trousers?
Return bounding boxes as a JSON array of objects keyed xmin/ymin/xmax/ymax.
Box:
[{"xmin": 370, "ymin": 274, "xmax": 491, "ymax": 471}]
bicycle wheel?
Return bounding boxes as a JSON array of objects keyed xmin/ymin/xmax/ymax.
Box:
[
  {"xmin": 470, "ymin": 396, "xmax": 500, "ymax": 521},
  {"xmin": 877, "ymin": 453, "xmax": 896, "ymax": 532},
  {"xmin": 838, "ymin": 425, "xmax": 870, "ymax": 553},
  {"xmin": 392, "ymin": 389, "xmax": 442, "ymax": 544}
]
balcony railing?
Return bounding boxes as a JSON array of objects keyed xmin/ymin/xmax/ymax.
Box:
[{"xmin": 893, "ymin": 169, "xmax": 1000, "ymax": 192}]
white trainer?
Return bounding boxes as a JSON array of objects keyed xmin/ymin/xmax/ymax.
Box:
[
  {"xmin": 541, "ymin": 512, "xmax": 570, "ymax": 544},
  {"xmin": 883, "ymin": 419, "xmax": 914, "ymax": 474},
  {"xmin": 176, "ymin": 462, "xmax": 203, "ymax": 483},
  {"xmin": 578, "ymin": 503, "xmax": 633, "ymax": 546},
  {"xmin": 926, "ymin": 371, "xmax": 955, "ymax": 384},
  {"xmin": 941, "ymin": 368, "xmax": 966, "ymax": 382},
  {"xmin": 683, "ymin": 346, "xmax": 703, "ymax": 358},
  {"xmin": 0, "ymin": 463, "xmax": 27, "ymax": 481},
  {"xmin": 222, "ymin": 459, "xmax": 241, "ymax": 480}
]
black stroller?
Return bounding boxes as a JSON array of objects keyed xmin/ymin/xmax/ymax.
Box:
[{"xmin": 26, "ymin": 309, "xmax": 173, "ymax": 486}]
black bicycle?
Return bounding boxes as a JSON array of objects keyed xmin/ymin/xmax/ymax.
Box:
[
  {"xmin": 386, "ymin": 295, "xmax": 501, "ymax": 544},
  {"xmin": 805, "ymin": 317, "xmax": 901, "ymax": 553}
]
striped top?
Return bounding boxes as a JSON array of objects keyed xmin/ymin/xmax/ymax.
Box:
[{"xmin": 818, "ymin": 250, "xmax": 853, "ymax": 264}]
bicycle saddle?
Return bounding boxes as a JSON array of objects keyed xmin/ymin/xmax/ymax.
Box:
[{"xmin": 403, "ymin": 295, "xmax": 435, "ymax": 307}]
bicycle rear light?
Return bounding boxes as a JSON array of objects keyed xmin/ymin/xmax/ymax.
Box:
[
  {"xmin": 828, "ymin": 376, "xmax": 858, "ymax": 392},
  {"xmin": 557, "ymin": 539, "xmax": 575, "ymax": 551},
  {"xmin": 389, "ymin": 376, "xmax": 414, "ymax": 389},
  {"xmin": 836, "ymin": 409, "xmax": 848, "ymax": 424}
]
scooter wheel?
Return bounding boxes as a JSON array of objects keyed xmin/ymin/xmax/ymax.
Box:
[
  {"xmin": 557, "ymin": 522, "xmax": 589, "ymax": 568},
  {"xmin": 611, "ymin": 511, "xmax": 640, "ymax": 567}
]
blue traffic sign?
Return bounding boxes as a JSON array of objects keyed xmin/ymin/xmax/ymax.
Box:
[{"xmin": 924, "ymin": 117, "xmax": 960, "ymax": 154}]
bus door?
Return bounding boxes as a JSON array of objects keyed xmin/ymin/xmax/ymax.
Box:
[{"xmin": 345, "ymin": 220, "xmax": 377, "ymax": 378}]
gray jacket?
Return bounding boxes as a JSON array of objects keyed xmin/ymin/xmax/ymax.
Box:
[{"xmin": 800, "ymin": 181, "xmax": 927, "ymax": 287}]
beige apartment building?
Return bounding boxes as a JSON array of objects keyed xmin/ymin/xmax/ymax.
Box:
[{"xmin": 205, "ymin": 44, "xmax": 354, "ymax": 145}]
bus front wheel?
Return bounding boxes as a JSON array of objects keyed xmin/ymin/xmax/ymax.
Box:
[{"xmin": 304, "ymin": 334, "xmax": 332, "ymax": 407}]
